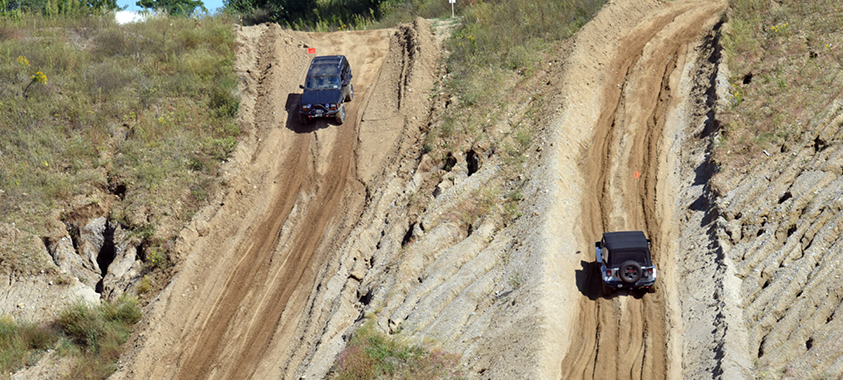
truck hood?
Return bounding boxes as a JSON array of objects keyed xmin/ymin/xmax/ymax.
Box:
[{"xmin": 300, "ymin": 89, "xmax": 342, "ymax": 106}]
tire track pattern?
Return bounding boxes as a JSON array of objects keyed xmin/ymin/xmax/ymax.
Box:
[{"xmin": 563, "ymin": 1, "xmax": 726, "ymax": 379}]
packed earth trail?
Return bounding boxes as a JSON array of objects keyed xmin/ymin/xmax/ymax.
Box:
[
  {"xmin": 110, "ymin": 21, "xmax": 440, "ymax": 379},
  {"xmin": 550, "ymin": 0, "xmax": 727, "ymax": 379}
]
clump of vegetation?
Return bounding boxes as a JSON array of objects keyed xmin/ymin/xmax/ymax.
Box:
[
  {"xmin": 57, "ymin": 295, "xmax": 141, "ymax": 378},
  {"xmin": 0, "ymin": 314, "xmax": 56, "ymax": 375},
  {"xmin": 328, "ymin": 319, "xmax": 463, "ymax": 379},
  {"xmin": 717, "ymin": 0, "xmax": 843, "ymax": 173},
  {"xmin": 0, "ymin": 294, "xmax": 141, "ymax": 378},
  {"xmin": 0, "ymin": 12, "xmax": 240, "ymax": 270}
]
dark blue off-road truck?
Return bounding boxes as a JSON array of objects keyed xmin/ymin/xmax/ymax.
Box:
[
  {"xmin": 595, "ymin": 231, "xmax": 657, "ymax": 296},
  {"xmin": 298, "ymin": 55, "xmax": 353, "ymax": 125}
]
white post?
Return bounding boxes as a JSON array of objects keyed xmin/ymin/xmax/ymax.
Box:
[{"xmin": 450, "ymin": 0, "xmax": 455, "ymax": 18}]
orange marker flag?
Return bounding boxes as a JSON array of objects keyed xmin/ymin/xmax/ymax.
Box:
[
  {"xmin": 307, "ymin": 48, "xmax": 316, "ymax": 54},
  {"xmin": 634, "ymin": 171, "xmax": 639, "ymax": 179}
]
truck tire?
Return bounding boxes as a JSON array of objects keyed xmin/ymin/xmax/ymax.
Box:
[
  {"xmin": 336, "ymin": 105, "xmax": 346, "ymax": 124},
  {"xmin": 620, "ymin": 261, "xmax": 642, "ymax": 284},
  {"xmin": 345, "ymin": 83, "xmax": 353, "ymax": 102}
]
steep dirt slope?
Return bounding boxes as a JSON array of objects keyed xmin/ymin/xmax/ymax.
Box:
[
  {"xmin": 111, "ymin": 20, "xmax": 442, "ymax": 379},
  {"xmin": 546, "ymin": 0, "xmax": 728, "ymax": 379},
  {"xmin": 714, "ymin": 87, "xmax": 843, "ymax": 376}
]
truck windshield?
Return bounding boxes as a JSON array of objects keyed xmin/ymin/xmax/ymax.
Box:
[{"xmin": 304, "ymin": 75, "xmax": 341, "ymax": 90}]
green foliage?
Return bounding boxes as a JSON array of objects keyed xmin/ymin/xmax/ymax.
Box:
[
  {"xmin": 136, "ymin": 0, "xmax": 206, "ymax": 16},
  {"xmin": 328, "ymin": 319, "xmax": 463, "ymax": 379},
  {"xmin": 0, "ymin": 315, "xmax": 58, "ymax": 375},
  {"xmin": 57, "ymin": 295, "xmax": 142, "ymax": 379},
  {"xmin": 226, "ymin": 0, "xmax": 400, "ymax": 29},
  {"xmin": 0, "ymin": 295, "xmax": 141, "ymax": 377}
]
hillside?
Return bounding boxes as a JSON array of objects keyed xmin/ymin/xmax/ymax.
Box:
[{"xmin": 4, "ymin": 0, "xmax": 843, "ymax": 379}]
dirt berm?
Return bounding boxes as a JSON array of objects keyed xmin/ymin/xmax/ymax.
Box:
[{"xmin": 104, "ymin": 1, "xmax": 796, "ymax": 380}]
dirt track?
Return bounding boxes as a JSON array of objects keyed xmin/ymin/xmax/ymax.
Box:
[
  {"xmin": 111, "ymin": 21, "xmax": 440, "ymax": 379},
  {"xmin": 554, "ymin": 0, "xmax": 726, "ymax": 379}
]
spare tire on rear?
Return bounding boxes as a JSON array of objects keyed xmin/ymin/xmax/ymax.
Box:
[{"xmin": 620, "ymin": 261, "xmax": 642, "ymax": 284}]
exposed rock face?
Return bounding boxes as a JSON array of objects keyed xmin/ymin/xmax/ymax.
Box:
[
  {"xmin": 102, "ymin": 223, "xmax": 144, "ymax": 301},
  {"xmin": 48, "ymin": 235, "xmax": 101, "ymax": 289},
  {"xmin": 44, "ymin": 216, "xmax": 143, "ymax": 298},
  {"xmin": 78, "ymin": 216, "xmax": 106, "ymax": 281},
  {"xmin": 0, "ymin": 222, "xmax": 100, "ymax": 323}
]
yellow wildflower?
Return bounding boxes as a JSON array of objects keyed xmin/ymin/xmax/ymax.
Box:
[
  {"xmin": 30, "ymin": 71, "xmax": 47, "ymax": 84},
  {"xmin": 16, "ymin": 55, "xmax": 30, "ymax": 67}
]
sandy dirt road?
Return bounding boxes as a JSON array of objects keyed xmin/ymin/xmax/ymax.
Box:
[
  {"xmin": 111, "ymin": 24, "xmax": 408, "ymax": 379},
  {"xmin": 557, "ymin": 1, "xmax": 726, "ymax": 379}
]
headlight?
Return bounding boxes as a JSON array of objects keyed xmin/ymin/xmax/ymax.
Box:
[
  {"xmin": 302, "ymin": 104, "xmax": 311, "ymax": 111},
  {"xmin": 329, "ymin": 103, "xmax": 337, "ymax": 110}
]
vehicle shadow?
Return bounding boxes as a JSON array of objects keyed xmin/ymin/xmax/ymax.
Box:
[
  {"xmin": 575, "ymin": 260, "xmax": 606, "ymax": 301},
  {"xmin": 284, "ymin": 93, "xmax": 337, "ymax": 133},
  {"xmin": 576, "ymin": 260, "xmax": 648, "ymax": 300}
]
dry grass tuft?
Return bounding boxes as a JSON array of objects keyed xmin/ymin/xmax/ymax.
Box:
[{"xmin": 327, "ymin": 320, "xmax": 464, "ymax": 379}]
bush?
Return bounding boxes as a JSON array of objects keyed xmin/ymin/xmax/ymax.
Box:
[
  {"xmin": 56, "ymin": 295, "xmax": 142, "ymax": 378},
  {"xmin": 328, "ymin": 320, "xmax": 463, "ymax": 379}
]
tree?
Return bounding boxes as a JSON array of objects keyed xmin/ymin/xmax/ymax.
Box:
[{"xmin": 137, "ymin": 0, "xmax": 205, "ymax": 16}]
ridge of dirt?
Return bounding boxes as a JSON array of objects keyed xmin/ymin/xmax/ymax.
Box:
[{"xmin": 712, "ymin": 52, "xmax": 843, "ymax": 379}]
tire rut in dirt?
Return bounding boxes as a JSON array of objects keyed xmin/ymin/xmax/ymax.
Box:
[
  {"xmin": 174, "ymin": 27, "xmax": 366, "ymax": 379},
  {"xmin": 563, "ymin": 2, "xmax": 726, "ymax": 379}
]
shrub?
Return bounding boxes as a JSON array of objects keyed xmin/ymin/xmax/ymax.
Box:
[
  {"xmin": 57, "ymin": 295, "xmax": 142, "ymax": 378},
  {"xmin": 328, "ymin": 320, "xmax": 463, "ymax": 379}
]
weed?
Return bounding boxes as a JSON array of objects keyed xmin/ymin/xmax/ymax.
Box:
[
  {"xmin": 0, "ymin": 315, "xmax": 58, "ymax": 374},
  {"xmin": 54, "ymin": 272, "xmax": 74, "ymax": 285},
  {"xmin": 145, "ymin": 247, "xmax": 168, "ymax": 269},
  {"xmin": 328, "ymin": 319, "xmax": 464, "ymax": 379},
  {"xmin": 136, "ymin": 275, "xmax": 153, "ymax": 294},
  {"xmin": 508, "ymin": 273, "xmax": 523, "ymax": 289},
  {"xmin": 56, "ymin": 295, "xmax": 141, "ymax": 378}
]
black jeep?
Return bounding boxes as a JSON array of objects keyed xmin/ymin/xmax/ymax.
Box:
[
  {"xmin": 298, "ymin": 55, "xmax": 353, "ymax": 125},
  {"xmin": 595, "ymin": 231, "xmax": 657, "ymax": 295}
]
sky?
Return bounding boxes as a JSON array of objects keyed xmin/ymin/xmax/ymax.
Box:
[{"xmin": 116, "ymin": 0, "xmax": 226, "ymax": 13}]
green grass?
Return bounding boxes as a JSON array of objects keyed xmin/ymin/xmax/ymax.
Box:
[
  {"xmin": 0, "ymin": 12, "xmax": 240, "ymax": 271},
  {"xmin": 0, "ymin": 294, "xmax": 141, "ymax": 379},
  {"xmin": 0, "ymin": 314, "xmax": 56, "ymax": 375},
  {"xmin": 328, "ymin": 320, "xmax": 464, "ymax": 380},
  {"xmin": 717, "ymin": 0, "xmax": 843, "ymax": 174}
]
